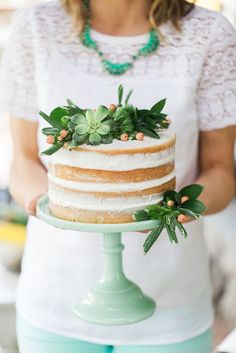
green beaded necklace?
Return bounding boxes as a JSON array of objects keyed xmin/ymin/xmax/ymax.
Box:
[{"xmin": 80, "ymin": 1, "xmax": 160, "ymax": 75}]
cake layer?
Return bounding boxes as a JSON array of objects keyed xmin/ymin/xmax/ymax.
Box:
[
  {"xmin": 49, "ymin": 185, "xmax": 167, "ymax": 211},
  {"xmin": 49, "ymin": 203, "xmax": 134, "ymax": 224},
  {"xmin": 48, "ymin": 172, "xmax": 175, "ymax": 193},
  {"xmin": 67, "ymin": 133, "xmax": 175, "ymax": 155},
  {"xmin": 49, "ymin": 162, "xmax": 175, "ymax": 183},
  {"xmin": 50, "ymin": 141, "xmax": 175, "ymax": 171}
]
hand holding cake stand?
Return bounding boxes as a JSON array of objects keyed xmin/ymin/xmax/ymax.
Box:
[{"xmin": 37, "ymin": 195, "xmax": 160, "ymax": 326}]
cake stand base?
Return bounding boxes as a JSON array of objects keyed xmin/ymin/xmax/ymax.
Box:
[
  {"xmin": 37, "ymin": 196, "xmax": 159, "ymax": 326},
  {"xmin": 73, "ymin": 232, "xmax": 156, "ymax": 325}
]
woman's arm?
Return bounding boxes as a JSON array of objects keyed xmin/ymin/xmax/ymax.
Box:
[
  {"xmin": 196, "ymin": 126, "xmax": 236, "ymax": 215},
  {"xmin": 9, "ymin": 118, "xmax": 48, "ymax": 215}
]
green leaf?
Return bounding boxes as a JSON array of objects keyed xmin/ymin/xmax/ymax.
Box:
[
  {"xmin": 96, "ymin": 105, "xmax": 109, "ymax": 121},
  {"xmin": 143, "ymin": 220, "xmax": 164, "ymax": 254},
  {"xmin": 68, "ymin": 140, "xmax": 79, "ymax": 149},
  {"xmin": 50, "ymin": 107, "xmax": 69, "ymax": 128},
  {"xmin": 66, "ymin": 99, "xmax": 79, "ymax": 107},
  {"xmin": 42, "ymin": 127, "xmax": 60, "ymax": 136},
  {"xmin": 180, "ymin": 199, "xmax": 207, "ymax": 214},
  {"xmin": 101, "ymin": 135, "xmax": 113, "ymax": 144},
  {"xmin": 138, "ymin": 127, "xmax": 160, "ymax": 139},
  {"xmin": 72, "ymin": 133, "xmax": 88, "ymax": 144},
  {"xmin": 61, "ymin": 116, "xmax": 70, "ymax": 128},
  {"xmin": 165, "ymin": 222, "xmax": 178, "ymax": 244},
  {"xmin": 68, "ymin": 121, "xmax": 77, "ymax": 132},
  {"xmin": 125, "ymin": 89, "xmax": 133, "ymax": 106},
  {"xmin": 96, "ymin": 124, "xmax": 110, "ymax": 135},
  {"xmin": 151, "ymin": 99, "xmax": 166, "ymax": 113},
  {"xmin": 163, "ymin": 190, "xmax": 177, "ymax": 202},
  {"xmin": 174, "ymin": 192, "xmax": 182, "ymax": 204},
  {"xmin": 144, "ymin": 117, "xmax": 159, "ymax": 130},
  {"xmin": 71, "ymin": 113, "xmax": 86, "ymax": 125},
  {"xmin": 41, "ymin": 142, "xmax": 64, "ymax": 156},
  {"xmin": 133, "ymin": 209, "xmax": 149, "ymax": 222},
  {"xmin": 178, "ymin": 207, "xmax": 199, "ymax": 219},
  {"xmin": 75, "ymin": 124, "xmax": 88, "ymax": 135},
  {"xmin": 89, "ymin": 132, "xmax": 102, "ymax": 145},
  {"xmin": 118, "ymin": 84, "xmax": 123, "ymax": 105},
  {"xmin": 179, "ymin": 184, "xmax": 204, "ymax": 200},
  {"xmin": 174, "ymin": 220, "xmax": 188, "ymax": 238},
  {"xmin": 86, "ymin": 110, "xmax": 97, "ymax": 125},
  {"xmin": 39, "ymin": 111, "xmax": 62, "ymax": 129}
]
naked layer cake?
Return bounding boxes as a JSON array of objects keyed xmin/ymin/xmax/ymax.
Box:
[
  {"xmin": 41, "ymin": 85, "xmax": 176, "ymax": 223},
  {"xmin": 47, "ymin": 133, "xmax": 175, "ymax": 223}
]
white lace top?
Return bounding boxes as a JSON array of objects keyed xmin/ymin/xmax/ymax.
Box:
[{"xmin": 1, "ymin": 0, "xmax": 236, "ymax": 345}]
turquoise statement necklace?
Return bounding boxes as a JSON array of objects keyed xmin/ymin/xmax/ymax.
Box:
[{"xmin": 80, "ymin": 1, "xmax": 160, "ymax": 75}]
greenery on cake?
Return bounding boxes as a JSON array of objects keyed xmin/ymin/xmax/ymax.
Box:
[
  {"xmin": 40, "ymin": 85, "xmax": 170, "ymax": 155},
  {"xmin": 133, "ymin": 184, "xmax": 207, "ymax": 254}
]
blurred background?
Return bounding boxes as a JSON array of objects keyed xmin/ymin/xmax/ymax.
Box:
[{"xmin": 0, "ymin": 1, "xmax": 235, "ymax": 352}]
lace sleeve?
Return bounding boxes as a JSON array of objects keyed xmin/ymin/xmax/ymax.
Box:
[
  {"xmin": 0, "ymin": 9, "xmax": 38, "ymax": 121},
  {"xmin": 197, "ymin": 14, "xmax": 236, "ymax": 131}
]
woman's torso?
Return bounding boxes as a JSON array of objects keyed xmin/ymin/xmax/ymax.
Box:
[{"xmin": 17, "ymin": 1, "xmax": 215, "ymax": 344}]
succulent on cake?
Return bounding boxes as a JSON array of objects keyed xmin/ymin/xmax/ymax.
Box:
[
  {"xmin": 40, "ymin": 84, "xmax": 170, "ymax": 156},
  {"xmin": 70, "ymin": 106, "xmax": 112, "ymax": 146},
  {"xmin": 133, "ymin": 184, "xmax": 207, "ymax": 254}
]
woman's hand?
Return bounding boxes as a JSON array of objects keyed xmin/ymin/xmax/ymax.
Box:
[
  {"xmin": 25, "ymin": 194, "xmax": 46, "ymax": 216},
  {"xmin": 9, "ymin": 118, "xmax": 48, "ymax": 216}
]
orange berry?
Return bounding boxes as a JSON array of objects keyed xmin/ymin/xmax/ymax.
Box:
[
  {"xmin": 108, "ymin": 104, "xmax": 117, "ymax": 111},
  {"xmin": 164, "ymin": 118, "xmax": 171, "ymax": 125},
  {"xmin": 181, "ymin": 196, "xmax": 189, "ymax": 204},
  {"xmin": 58, "ymin": 136, "xmax": 63, "ymax": 142},
  {"xmin": 60, "ymin": 130, "xmax": 68, "ymax": 138},
  {"xmin": 177, "ymin": 214, "xmax": 188, "ymax": 223},
  {"xmin": 167, "ymin": 200, "xmax": 175, "ymax": 207},
  {"xmin": 46, "ymin": 135, "xmax": 55, "ymax": 144},
  {"xmin": 120, "ymin": 133, "xmax": 129, "ymax": 141},
  {"xmin": 136, "ymin": 132, "xmax": 144, "ymax": 141}
]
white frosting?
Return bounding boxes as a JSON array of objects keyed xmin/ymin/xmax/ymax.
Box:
[
  {"xmin": 48, "ymin": 171, "xmax": 175, "ymax": 192},
  {"xmin": 71, "ymin": 133, "xmax": 174, "ymax": 151},
  {"xmin": 48, "ymin": 187, "xmax": 164, "ymax": 211},
  {"xmin": 50, "ymin": 147, "xmax": 175, "ymax": 171}
]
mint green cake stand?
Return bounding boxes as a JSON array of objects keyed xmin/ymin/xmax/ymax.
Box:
[{"xmin": 37, "ymin": 195, "xmax": 160, "ymax": 326}]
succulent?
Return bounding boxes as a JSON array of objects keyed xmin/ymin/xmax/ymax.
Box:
[{"xmin": 71, "ymin": 105, "xmax": 113, "ymax": 146}]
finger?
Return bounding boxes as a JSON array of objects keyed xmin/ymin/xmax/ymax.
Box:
[{"xmin": 24, "ymin": 196, "xmax": 41, "ymax": 216}]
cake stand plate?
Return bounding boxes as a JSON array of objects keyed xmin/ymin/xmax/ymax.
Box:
[{"xmin": 37, "ymin": 195, "xmax": 160, "ymax": 326}]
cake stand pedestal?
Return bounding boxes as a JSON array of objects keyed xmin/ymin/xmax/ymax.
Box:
[{"xmin": 37, "ymin": 195, "xmax": 160, "ymax": 326}]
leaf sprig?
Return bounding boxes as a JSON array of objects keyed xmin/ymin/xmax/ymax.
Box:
[
  {"xmin": 40, "ymin": 85, "xmax": 170, "ymax": 155},
  {"xmin": 133, "ymin": 184, "xmax": 207, "ymax": 254}
]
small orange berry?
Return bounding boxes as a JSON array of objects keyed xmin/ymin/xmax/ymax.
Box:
[
  {"xmin": 181, "ymin": 196, "xmax": 189, "ymax": 204},
  {"xmin": 108, "ymin": 104, "xmax": 117, "ymax": 111},
  {"xmin": 60, "ymin": 130, "xmax": 68, "ymax": 138},
  {"xmin": 46, "ymin": 135, "xmax": 55, "ymax": 144},
  {"xmin": 120, "ymin": 133, "xmax": 129, "ymax": 141},
  {"xmin": 167, "ymin": 200, "xmax": 175, "ymax": 207},
  {"xmin": 58, "ymin": 136, "xmax": 63, "ymax": 142},
  {"xmin": 177, "ymin": 214, "xmax": 188, "ymax": 223},
  {"xmin": 136, "ymin": 132, "xmax": 144, "ymax": 141},
  {"xmin": 164, "ymin": 118, "xmax": 171, "ymax": 125}
]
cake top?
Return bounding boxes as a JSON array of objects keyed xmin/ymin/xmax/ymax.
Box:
[{"xmin": 40, "ymin": 85, "xmax": 171, "ymax": 156}]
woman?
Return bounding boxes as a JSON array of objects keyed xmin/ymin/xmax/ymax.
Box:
[{"xmin": 1, "ymin": 0, "xmax": 236, "ymax": 352}]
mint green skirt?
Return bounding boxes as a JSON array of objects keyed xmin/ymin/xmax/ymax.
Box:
[{"xmin": 17, "ymin": 315, "xmax": 212, "ymax": 353}]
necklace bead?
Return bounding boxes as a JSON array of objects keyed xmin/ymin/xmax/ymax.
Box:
[{"xmin": 80, "ymin": 23, "xmax": 160, "ymax": 75}]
